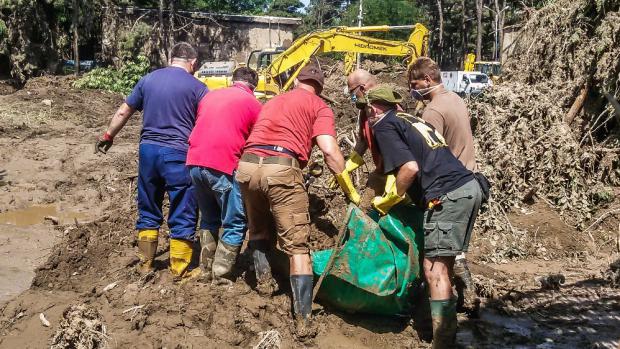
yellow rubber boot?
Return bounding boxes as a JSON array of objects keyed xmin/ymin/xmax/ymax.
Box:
[
  {"xmin": 137, "ymin": 229, "xmax": 158, "ymax": 274},
  {"xmin": 169, "ymin": 238, "xmax": 194, "ymax": 278}
]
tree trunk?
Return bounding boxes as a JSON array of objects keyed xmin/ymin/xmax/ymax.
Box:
[
  {"xmin": 158, "ymin": 0, "xmax": 168, "ymax": 63},
  {"xmin": 493, "ymin": 0, "xmax": 500, "ymax": 60},
  {"xmin": 461, "ymin": 0, "xmax": 467, "ymax": 66},
  {"xmin": 72, "ymin": 0, "xmax": 79, "ymax": 75},
  {"xmin": 435, "ymin": 0, "xmax": 444, "ymax": 65},
  {"xmin": 168, "ymin": 0, "xmax": 175, "ymax": 48},
  {"xmin": 498, "ymin": 0, "xmax": 506, "ymax": 62},
  {"xmin": 475, "ymin": 0, "xmax": 483, "ymax": 59}
]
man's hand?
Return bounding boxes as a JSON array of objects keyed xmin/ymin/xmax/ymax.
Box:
[
  {"xmin": 371, "ymin": 191, "xmax": 405, "ymax": 216},
  {"xmin": 328, "ymin": 151, "xmax": 364, "ymax": 189},
  {"xmin": 334, "ymin": 171, "xmax": 361, "ymax": 205},
  {"xmin": 95, "ymin": 132, "xmax": 114, "ymax": 154}
]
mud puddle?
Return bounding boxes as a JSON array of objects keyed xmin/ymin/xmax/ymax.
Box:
[{"xmin": 0, "ymin": 204, "xmax": 89, "ymax": 226}]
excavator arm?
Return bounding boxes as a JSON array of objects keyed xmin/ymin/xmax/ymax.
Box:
[{"xmin": 258, "ymin": 23, "xmax": 429, "ymax": 95}]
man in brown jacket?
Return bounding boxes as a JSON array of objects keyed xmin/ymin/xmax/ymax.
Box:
[{"xmin": 409, "ymin": 57, "xmax": 480, "ymax": 316}]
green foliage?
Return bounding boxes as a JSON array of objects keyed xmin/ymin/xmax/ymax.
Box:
[
  {"xmin": 0, "ymin": 19, "xmax": 6, "ymax": 39},
  {"xmin": 341, "ymin": 0, "xmax": 425, "ymax": 40},
  {"xmin": 267, "ymin": 0, "xmax": 304, "ymax": 17},
  {"xmin": 119, "ymin": 22, "xmax": 152, "ymax": 60},
  {"xmin": 73, "ymin": 56, "xmax": 150, "ymax": 95}
]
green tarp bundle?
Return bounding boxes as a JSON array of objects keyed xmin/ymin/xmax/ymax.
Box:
[{"xmin": 312, "ymin": 204, "xmax": 425, "ymax": 315}]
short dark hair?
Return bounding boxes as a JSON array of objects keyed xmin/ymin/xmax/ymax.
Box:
[
  {"xmin": 408, "ymin": 57, "xmax": 441, "ymax": 83},
  {"xmin": 170, "ymin": 42, "xmax": 198, "ymax": 60},
  {"xmin": 232, "ymin": 67, "xmax": 259, "ymax": 88}
]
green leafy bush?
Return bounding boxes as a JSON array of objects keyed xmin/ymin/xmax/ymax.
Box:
[
  {"xmin": 0, "ymin": 19, "xmax": 7, "ymax": 39},
  {"xmin": 73, "ymin": 56, "xmax": 150, "ymax": 95}
]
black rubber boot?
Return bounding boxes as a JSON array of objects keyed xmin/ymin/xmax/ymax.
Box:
[
  {"xmin": 249, "ymin": 240, "xmax": 277, "ymax": 296},
  {"xmin": 453, "ymin": 257, "xmax": 480, "ymax": 317},
  {"xmin": 290, "ymin": 274, "xmax": 315, "ymax": 339}
]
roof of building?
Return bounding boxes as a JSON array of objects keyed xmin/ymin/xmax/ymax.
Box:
[{"xmin": 116, "ymin": 7, "xmax": 302, "ymax": 26}]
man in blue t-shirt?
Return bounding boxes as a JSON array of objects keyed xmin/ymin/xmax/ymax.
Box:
[
  {"xmin": 96, "ymin": 42, "xmax": 208, "ymax": 280},
  {"xmin": 361, "ymin": 85, "xmax": 482, "ymax": 348}
]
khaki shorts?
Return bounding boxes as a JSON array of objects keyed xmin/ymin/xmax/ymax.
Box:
[
  {"xmin": 423, "ymin": 179, "xmax": 482, "ymax": 258},
  {"xmin": 235, "ymin": 159, "xmax": 311, "ymax": 255}
]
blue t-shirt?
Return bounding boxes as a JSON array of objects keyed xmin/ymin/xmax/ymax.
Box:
[{"xmin": 126, "ymin": 66, "xmax": 208, "ymax": 151}]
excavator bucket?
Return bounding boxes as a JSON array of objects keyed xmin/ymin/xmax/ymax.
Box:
[{"xmin": 311, "ymin": 204, "xmax": 425, "ymax": 315}]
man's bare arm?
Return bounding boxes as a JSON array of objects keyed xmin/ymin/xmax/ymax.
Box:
[
  {"xmin": 316, "ymin": 135, "xmax": 345, "ymax": 174},
  {"xmin": 106, "ymin": 103, "xmax": 136, "ymax": 137},
  {"xmin": 395, "ymin": 161, "xmax": 419, "ymax": 195}
]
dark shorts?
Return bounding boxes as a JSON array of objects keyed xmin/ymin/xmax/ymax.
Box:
[{"xmin": 423, "ymin": 179, "xmax": 482, "ymax": 258}]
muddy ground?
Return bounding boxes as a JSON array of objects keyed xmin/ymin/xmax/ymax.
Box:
[{"xmin": 0, "ymin": 77, "xmax": 619, "ymax": 348}]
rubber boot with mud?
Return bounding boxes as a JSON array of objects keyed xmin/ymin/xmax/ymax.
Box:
[
  {"xmin": 430, "ymin": 298, "xmax": 457, "ymax": 349},
  {"xmin": 249, "ymin": 240, "xmax": 278, "ymax": 296},
  {"xmin": 290, "ymin": 274, "xmax": 316, "ymax": 340},
  {"xmin": 169, "ymin": 238, "xmax": 200, "ymax": 281},
  {"xmin": 212, "ymin": 240, "xmax": 241, "ymax": 280},
  {"xmin": 198, "ymin": 229, "xmax": 218, "ymax": 282},
  {"xmin": 453, "ymin": 256, "xmax": 480, "ymax": 317},
  {"xmin": 137, "ymin": 229, "xmax": 158, "ymax": 274}
]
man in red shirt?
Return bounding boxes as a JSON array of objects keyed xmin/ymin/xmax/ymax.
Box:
[
  {"xmin": 186, "ymin": 67, "xmax": 261, "ymax": 281},
  {"xmin": 236, "ymin": 63, "xmax": 359, "ymax": 336}
]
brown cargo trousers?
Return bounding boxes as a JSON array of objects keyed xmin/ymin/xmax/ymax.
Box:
[{"xmin": 235, "ymin": 154, "xmax": 311, "ymax": 255}]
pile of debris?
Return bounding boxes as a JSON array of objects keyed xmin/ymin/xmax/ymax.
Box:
[
  {"xmin": 50, "ymin": 304, "xmax": 108, "ymax": 349},
  {"xmin": 470, "ymin": 0, "xmax": 620, "ymax": 231}
]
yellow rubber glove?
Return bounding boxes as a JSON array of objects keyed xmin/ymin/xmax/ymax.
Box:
[
  {"xmin": 329, "ymin": 151, "xmax": 365, "ymax": 189},
  {"xmin": 372, "ymin": 191, "xmax": 405, "ymax": 216},
  {"xmin": 335, "ymin": 171, "xmax": 361, "ymax": 205}
]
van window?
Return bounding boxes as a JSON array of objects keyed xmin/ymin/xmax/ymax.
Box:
[{"xmin": 465, "ymin": 74, "xmax": 489, "ymax": 84}]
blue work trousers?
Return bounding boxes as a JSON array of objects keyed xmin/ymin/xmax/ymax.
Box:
[
  {"xmin": 189, "ymin": 166, "xmax": 247, "ymax": 246},
  {"xmin": 136, "ymin": 143, "xmax": 197, "ymax": 240}
]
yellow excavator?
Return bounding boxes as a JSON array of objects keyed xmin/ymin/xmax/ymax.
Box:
[
  {"xmin": 195, "ymin": 23, "xmax": 429, "ymax": 98},
  {"xmin": 464, "ymin": 53, "xmax": 501, "ymax": 79}
]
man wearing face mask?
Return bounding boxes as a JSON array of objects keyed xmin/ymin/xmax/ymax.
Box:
[
  {"xmin": 95, "ymin": 42, "xmax": 208, "ymax": 280},
  {"xmin": 408, "ymin": 57, "xmax": 480, "ymax": 316},
  {"xmin": 363, "ymin": 85, "xmax": 482, "ymax": 349}
]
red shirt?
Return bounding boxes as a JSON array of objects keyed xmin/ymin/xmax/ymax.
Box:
[
  {"xmin": 244, "ymin": 88, "xmax": 336, "ymax": 168},
  {"xmin": 186, "ymin": 83, "xmax": 262, "ymax": 175}
]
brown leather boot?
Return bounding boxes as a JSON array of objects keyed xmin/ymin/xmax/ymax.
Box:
[
  {"xmin": 137, "ymin": 229, "xmax": 158, "ymax": 274},
  {"xmin": 430, "ymin": 298, "xmax": 457, "ymax": 349}
]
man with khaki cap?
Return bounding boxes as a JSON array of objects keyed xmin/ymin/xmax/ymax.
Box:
[
  {"xmin": 236, "ymin": 63, "xmax": 360, "ymax": 337},
  {"xmin": 361, "ymin": 85, "xmax": 482, "ymax": 349}
]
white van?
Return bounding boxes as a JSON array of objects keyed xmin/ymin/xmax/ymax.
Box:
[{"xmin": 441, "ymin": 71, "xmax": 492, "ymax": 96}]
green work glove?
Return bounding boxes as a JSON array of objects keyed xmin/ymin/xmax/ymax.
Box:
[
  {"xmin": 335, "ymin": 171, "xmax": 361, "ymax": 205},
  {"xmin": 329, "ymin": 151, "xmax": 364, "ymax": 189}
]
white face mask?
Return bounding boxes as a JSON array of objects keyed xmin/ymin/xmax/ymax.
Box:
[{"xmin": 411, "ymin": 83, "xmax": 442, "ymax": 100}]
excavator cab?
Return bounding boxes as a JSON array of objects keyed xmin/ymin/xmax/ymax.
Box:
[{"xmin": 247, "ymin": 48, "xmax": 285, "ymax": 71}]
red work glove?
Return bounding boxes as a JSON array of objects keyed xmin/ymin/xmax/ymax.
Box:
[{"xmin": 95, "ymin": 132, "xmax": 113, "ymax": 154}]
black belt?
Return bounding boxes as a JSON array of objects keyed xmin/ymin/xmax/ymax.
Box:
[
  {"xmin": 248, "ymin": 144, "xmax": 298, "ymax": 158},
  {"xmin": 240, "ymin": 152, "xmax": 300, "ymax": 168}
]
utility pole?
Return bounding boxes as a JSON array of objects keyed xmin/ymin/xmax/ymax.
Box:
[
  {"xmin": 72, "ymin": 0, "xmax": 79, "ymax": 75},
  {"xmin": 356, "ymin": 0, "xmax": 363, "ymax": 69}
]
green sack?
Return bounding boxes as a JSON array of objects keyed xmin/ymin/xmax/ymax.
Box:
[{"xmin": 312, "ymin": 204, "xmax": 424, "ymax": 315}]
